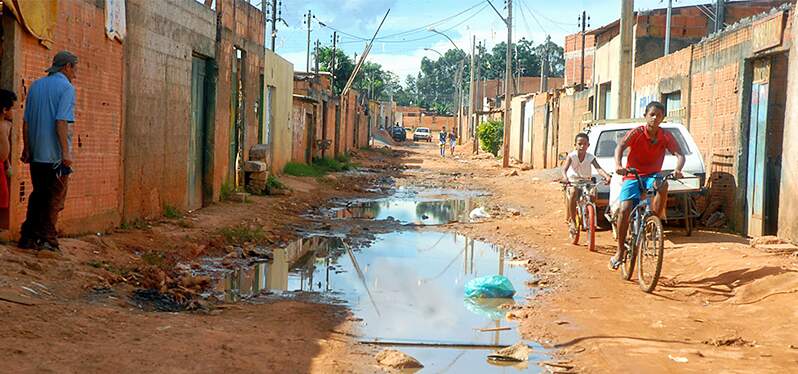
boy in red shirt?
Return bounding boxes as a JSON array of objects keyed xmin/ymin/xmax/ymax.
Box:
[{"xmin": 609, "ymin": 101, "xmax": 685, "ymax": 270}]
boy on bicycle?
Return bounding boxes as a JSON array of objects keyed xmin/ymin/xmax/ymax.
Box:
[
  {"xmin": 609, "ymin": 101, "xmax": 685, "ymax": 270},
  {"xmin": 561, "ymin": 132, "xmax": 611, "ymax": 237}
]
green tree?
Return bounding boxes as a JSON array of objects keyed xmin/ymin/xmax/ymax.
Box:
[{"xmin": 477, "ymin": 119, "xmax": 504, "ymax": 156}]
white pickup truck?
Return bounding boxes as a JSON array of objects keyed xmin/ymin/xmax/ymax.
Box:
[{"xmin": 585, "ymin": 122, "xmax": 706, "ymax": 224}]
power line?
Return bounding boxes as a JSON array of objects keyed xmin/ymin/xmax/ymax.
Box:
[
  {"xmin": 317, "ymin": 1, "xmax": 487, "ymax": 45},
  {"xmin": 519, "ymin": 0, "xmax": 569, "ymax": 33}
]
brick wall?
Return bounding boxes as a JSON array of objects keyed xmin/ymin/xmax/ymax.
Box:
[
  {"xmin": 9, "ymin": 0, "xmax": 124, "ymax": 235},
  {"xmin": 564, "ymin": 32, "xmax": 596, "ymax": 86},
  {"xmin": 402, "ymin": 115, "xmax": 455, "ymax": 132},
  {"xmin": 474, "ymin": 77, "xmax": 565, "ymax": 108},
  {"xmin": 123, "ymin": 0, "xmax": 216, "ymax": 219}
]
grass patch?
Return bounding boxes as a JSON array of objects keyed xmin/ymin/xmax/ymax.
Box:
[
  {"xmin": 217, "ymin": 225, "xmax": 266, "ymax": 244},
  {"xmin": 163, "ymin": 205, "xmax": 182, "ymax": 219},
  {"xmin": 220, "ymin": 181, "xmax": 234, "ymax": 201},
  {"xmin": 284, "ymin": 162, "xmax": 326, "ymax": 177},
  {"xmin": 120, "ymin": 218, "xmax": 148, "ymax": 230},
  {"xmin": 267, "ymin": 175, "xmax": 285, "ymax": 190}
]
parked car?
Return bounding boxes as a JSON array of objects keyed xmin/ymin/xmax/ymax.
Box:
[
  {"xmin": 585, "ymin": 122, "xmax": 706, "ymax": 219},
  {"xmin": 391, "ymin": 126, "xmax": 407, "ymax": 142},
  {"xmin": 413, "ymin": 127, "xmax": 432, "ymax": 142}
]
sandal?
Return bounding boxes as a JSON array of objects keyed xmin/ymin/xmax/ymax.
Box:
[{"xmin": 608, "ymin": 256, "xmax": 622, "ymax": 270}]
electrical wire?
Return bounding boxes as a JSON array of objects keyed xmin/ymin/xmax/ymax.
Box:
[{"xmin": 318, "ymin": 1, "xmax": 488, "ymax": 45}]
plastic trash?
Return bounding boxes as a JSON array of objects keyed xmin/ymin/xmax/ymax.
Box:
[
  {"xmin": 469, "ymin": 207, "xmax": 491, "ymax": 220},
  {"xmin": 463, "ymin": 298, "xmax": 508, "ymax": 320},
  {"xmin": 464, "ymin": 275, "xmax": 516, "ymax": 298}
]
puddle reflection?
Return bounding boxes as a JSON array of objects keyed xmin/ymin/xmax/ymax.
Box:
[{"xmin": 335, "ymin": 198, "xmax": 475, "ymax": 225}]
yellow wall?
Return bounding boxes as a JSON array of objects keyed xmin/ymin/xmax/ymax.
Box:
[{"xmin": 263, "ymin": 50, "xmax": 295, "ymax": 174}]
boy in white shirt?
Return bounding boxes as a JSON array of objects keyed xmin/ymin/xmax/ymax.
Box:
[{"xmin": 561, "ymin": 133, "xmax": 612, "ymax": 235}]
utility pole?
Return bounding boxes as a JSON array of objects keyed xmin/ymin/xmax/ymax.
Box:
[
  {"xmin": 474, "ymin": 41, "xmax": 483, "ymax": 154},
  {"xmin": 578, "ymin": 11, "xmax": 589, "ymax": 86},
  {"xmin": 665, "ymin": 0, "xmax": 673, "ymax": 55},
  {"xmin": 467, "ymin": 35, "xmax": 476, "ymax": 146},
  {"xmin": 331, "ymin": 31, "xmax": 339, "ymax": 93},
  {"xmin": 541, "ymin": 35, "xmax": 550, "ymax": 92},
  {"xmin": 618, "ymin": 0, "xmax": 634, "ymax": 119},
  {"xmin": 714, "ymin": 0, "xmax": 726, "ymax": 33},
  {"xmin": 305, "ymin": 10, "xmax": 313, "ymax": 71},
  {"xmin": 314, "ymin": 39, "xmax": 320, "ymax": 74},
  {"xmin": 502, "ymin": 0, "xmax": 512, "ymax": 168},
  {"xmin": 270, "ymin": 0, "xmax": 277, "ymax": 51}
]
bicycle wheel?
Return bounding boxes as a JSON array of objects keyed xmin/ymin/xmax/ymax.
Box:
[
  {"xmin": 570, "ymin": 209, "xmax": 581, "ymax": 245},
  {"xmin": 637, "ymin": 215, "xmax": 665, "ymax": 293},
  {"xmin": 585, "ymin": 204, "xmax": 596, "ymax": 252}
]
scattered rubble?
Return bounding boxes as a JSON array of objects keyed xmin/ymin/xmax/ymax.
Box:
[{"xmin": 375, "ymin": 349, "xmax": 423, "ymax": 369}]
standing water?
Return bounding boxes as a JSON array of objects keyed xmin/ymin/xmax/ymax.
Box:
[{"xmin": 214, "ymin": 230, "xmax": 547, "ymax": 372}]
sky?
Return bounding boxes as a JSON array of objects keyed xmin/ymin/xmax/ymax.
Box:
[{"xmin": 269, "ymin": 0, "xmax": 723, "ymax": 80}]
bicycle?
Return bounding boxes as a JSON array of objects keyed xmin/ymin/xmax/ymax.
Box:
[
  {"xmin": 616, "ymin": 168, "xmax": 676, "ymax": 293},
  {"xmin": 561, "ymin": 178, "xmax": 599, "ymax": 252}
]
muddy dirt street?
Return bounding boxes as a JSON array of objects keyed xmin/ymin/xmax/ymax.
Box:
[{"xmin": 1, "ymin": 141, "xmax": 797, "ymax": 373}]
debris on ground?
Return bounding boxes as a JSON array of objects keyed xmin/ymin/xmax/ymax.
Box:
[
  {"xmin": 375, "ymin": 349, "xmax": 423, "ymax": 369},
  {"xmin": 668, "ymin": 355, "xmax": 689, "ymax": 363},
  {"xmin": 469, "ymin": 207, "xmax": 491, "ymax": 220},
  {"xmin": 465, "ymin": 275, "xmax": 516, "ymax": 298},
  {"xmin": 487, "ymin": 342, "xmax": 533, "ymax": 362},
  {"xmin": 702, "ymin": 336, "xmax": 754, "ymax": 347},
  {"xmin": 505, "ymin": 170, "xmax": 519, "ymax": 177}
]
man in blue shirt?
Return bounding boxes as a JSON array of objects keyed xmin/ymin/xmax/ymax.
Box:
[{"xmin": 19, "ymin": 51, "xmax": 77, "ymax": 251}]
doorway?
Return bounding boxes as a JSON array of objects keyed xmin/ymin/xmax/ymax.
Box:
[
  {"xmin": 745, "ymin": 57, "xmax": 784, "ymax": 236},
  {"xmin": 188, "ymin": 55, "xmax": 212, "ymax": 210}
]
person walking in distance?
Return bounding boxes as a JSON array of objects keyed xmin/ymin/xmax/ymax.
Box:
[
  {"xmin": 18, "ymin": 51, "xmax": 78, "ymax": 251},
  {"xmin": 448, "ymin": 128, "xmax": 458, "ymax": 156},
  {"xmin": 439, "ymin": 127, "xmax": 448, "ymax": 157}
]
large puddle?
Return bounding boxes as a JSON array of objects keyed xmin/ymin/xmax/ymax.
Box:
[
  {"xmin": 212, "ymin": 231, "xmax": 547, "ymax": 372},
  {"xmin": 331, "ymin": 188, "xmax": 487, "ymax": 225}
]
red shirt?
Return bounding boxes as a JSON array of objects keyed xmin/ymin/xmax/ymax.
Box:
[{"xmin": 622, "ymin": 126, "xmax": 680, "ymax": 179}]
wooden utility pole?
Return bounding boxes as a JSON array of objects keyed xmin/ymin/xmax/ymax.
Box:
[
  {"xmin": 618, "ymin": 0, "xmax": 634, "ymax": 119},
  {"xmin": 579, "ymin": 11, "xmax": 589, "ymax": 86},
  {"xmin": 474, "ymin": 41, "xmax": 483, "ymax": 154},
  {"xmin": 502, "ymin": 0, "xmax": 512, "ymax": 167},
  {"xmin": 314, "ymin": 39, "xmax": 320, "ymax": 74},
  {"xmin": 541, "ymin": 35, "xmax": 550, "ymax": 92},
  {"xmin": 467, "ymin": 35, "xmax": 476, "ymax": 146},
  {"xmin": 714, "ymin": 0, "xmax": 726, "ymax": 33},
  {"xmin": 305, "ymin": 10, "xmax": 313, "ymax": 71}
]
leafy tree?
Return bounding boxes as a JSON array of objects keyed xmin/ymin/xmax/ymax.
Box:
[{"xmin": 477, "ymin": 119, "xmax": 504, "ymax": 156}]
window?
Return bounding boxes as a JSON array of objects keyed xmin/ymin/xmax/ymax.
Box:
[
  {"xmin": 664, "ymin": 91, "xmax": 682, "ymax": 116},
  {"xmin": 594, "ymin": 128, "xmax": 692, "ymax": 158},
  {"xmin": 599, "ymin": 83, "xmax": 612, "ymax": 120}
]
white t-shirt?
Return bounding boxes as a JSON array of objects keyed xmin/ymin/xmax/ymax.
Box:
[{"xmin": 566, "ymin": 151, "xmax": 595, "ymax": 181}]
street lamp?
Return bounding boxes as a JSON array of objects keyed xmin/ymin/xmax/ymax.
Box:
[
  {"xmin": 428, "ymin": 28, "xmax": 462, "ymax": 52},
  {"xmin": 423, "ymin": 48, "xmax": 444, "ymax": 58}
]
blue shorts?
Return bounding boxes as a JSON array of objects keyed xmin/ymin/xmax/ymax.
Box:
[{"xmin": 619, "ymin": 177, "xmax": 657, "ymax": 205}]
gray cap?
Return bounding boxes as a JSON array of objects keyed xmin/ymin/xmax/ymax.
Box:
[{"xmin": 45, "ymin": 51, "xmax": 78, "ymax": 74}]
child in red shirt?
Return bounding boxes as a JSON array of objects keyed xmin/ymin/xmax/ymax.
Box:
[{"xmin": 609, "ymin": 101, "xmax": 685, "ymax": 270}]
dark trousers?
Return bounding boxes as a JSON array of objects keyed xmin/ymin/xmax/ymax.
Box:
[{"xmin": 20, "ymin": 162, "xmax": 69, "ymax": 244}]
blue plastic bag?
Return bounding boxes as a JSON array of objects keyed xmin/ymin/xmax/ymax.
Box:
[{"xmin": 464, "ymin": 275, "xmax": 516, "ymax": 298}]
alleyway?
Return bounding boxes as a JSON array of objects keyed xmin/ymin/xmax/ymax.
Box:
[{"xmin": 1, "ymin": 139, "xmax": 796, "ymax": 373}]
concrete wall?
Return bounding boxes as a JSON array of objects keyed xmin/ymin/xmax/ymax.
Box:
[
  {"xmin": 6, "ymin": 0, "xmax": 124, "ymax": 235},
  {"xmin": 508, "ymin": 95, "xmax": 528, "ymax": 162},
  {"xmin": 123, "ymin": 0, "xmax": 216, "ymax": 220},
  {"xmin": 214, "ymin": 0, "xmax": 265, "ymax": 189},
  {"xmin": 593, "ymin": 35, "xmax": 621, "ymax": 120},
  {"xmin": 779, "ymin": 11, "xmax": 798, "ymax": 243},
  {"xmin": 263, "ymin": 50, "xmax": 294, "ymax": 174}
]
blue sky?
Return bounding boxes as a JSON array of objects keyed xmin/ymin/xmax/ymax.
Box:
[{"xmin": 272, "ymin": 0, "xmax": 722, "ymax": 79}]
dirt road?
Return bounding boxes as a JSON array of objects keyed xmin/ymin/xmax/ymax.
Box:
[
  {"xmin": 1, "ymin": 141, "xmax": 796, "ymax": 373},
  {"xmin": 398, "ymin": 140, "xmax": 798, "ymax": 372}
]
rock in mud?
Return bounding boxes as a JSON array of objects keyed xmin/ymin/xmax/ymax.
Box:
[
  {"xmin": 487, "ymin": 342, "xmax": 532, "ymax": 362},
  {"xmin": 375, "ymin": 349, "xmax": 423, "ymax": 369}
]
